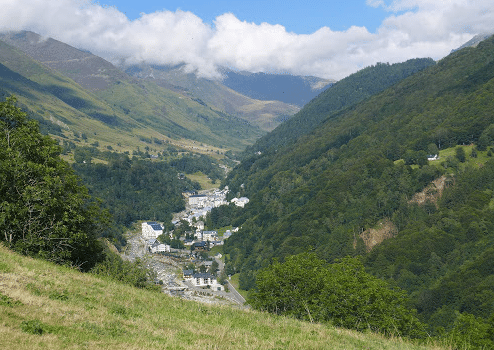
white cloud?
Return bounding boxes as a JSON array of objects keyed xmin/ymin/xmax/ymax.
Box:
[{"xmin": 0, "ymin": 0, "xmax": 493, "ymax": 80}]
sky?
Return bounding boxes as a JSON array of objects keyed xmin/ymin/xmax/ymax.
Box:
[{"xmin": 1, "ymin": 0, "xmax": 494, "ymax": 80}]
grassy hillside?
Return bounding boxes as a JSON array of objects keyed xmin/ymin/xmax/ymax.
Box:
[
  {"xmin": 0, "ymin": 32, "xmax": 264, "ymax": 153},
  {"xmin": 0, "ymin": 244, "xmax": 445, "ymax": 350},
  {"xmin": 125, "ymin": 64, "xmax": 300, "ymax": 132}
]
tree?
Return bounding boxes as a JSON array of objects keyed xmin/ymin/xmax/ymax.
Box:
[
  {"xmin": 455, "ymin": 146, "xmax": 466, "ymax": 163},
  {"xmin": 0, "ymin": 97, "xmax": 107, "ymax": 270},
  {"xmin": 449, "ymin": 313, "xmax": 494, "ymax": 350},
  {"xmin": 210, "ymin": 260, "xmax": 219, "ymax": 275},
  {"xmin": 249, "ymin": 253, "xmax": 424, "ymax": 337}
]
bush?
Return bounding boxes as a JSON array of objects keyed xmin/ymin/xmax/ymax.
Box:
[
  {"xmin": 91, "ymin": 249, "xmax": 160, "ymax": 291},
  {"xmin": 20, "ymin": 319, "xmax": 47, "ymax": 335}
]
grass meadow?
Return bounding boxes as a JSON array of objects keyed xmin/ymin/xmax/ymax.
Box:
[{"xmin": 0, "ymin": 244, "xmax": 449, "ymax": 350}]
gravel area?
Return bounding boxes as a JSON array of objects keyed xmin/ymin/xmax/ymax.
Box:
[{"xmin": 121, "ymin": 230, "xmax": 246, "ymax": 308}]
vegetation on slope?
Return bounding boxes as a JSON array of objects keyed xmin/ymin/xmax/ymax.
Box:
[
  {"xmin": 0, "ymin": 97, "xmax": 107, "ymax": 270},
  {"xmin": 124, "ymin": 64, "xmax": 301, "ymax": 132},
  {"xmin": 221, "ymin": 35, "xmax": 494, "ymax": 345},
  {"xmin": 249, "ymin": 253, "xmax": 425, "ymax": 338},
  {"xmin": 0, "ymin": 33, "xmax": 263, "ymax": 153},
  {"xmin": 0, "ymin": 97, "xmax": 159, "ymax": 288},
  {"xmin": 0, "ymin": 244, "xmax": 445, "ymax": 350},
  {"xmin": 245, "ymin": 58, "xmax": 436, "ymax": 155},
  {"xmin": 71, "ymin": 149, "xmax": 230, "ymax": 231}
]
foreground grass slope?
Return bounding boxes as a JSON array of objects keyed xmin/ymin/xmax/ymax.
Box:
[{"xmin": 0, "ymin": 245, "xmax": 443, "ymax": 350}]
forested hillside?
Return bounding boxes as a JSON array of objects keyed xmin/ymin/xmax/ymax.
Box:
[
  {"xmin": 244, "ymin": 58, "xmax": 435, "ymax": 155},
  {"xmin": 222, "ymin": 35, "xmax": 494, "ymax": 343}
]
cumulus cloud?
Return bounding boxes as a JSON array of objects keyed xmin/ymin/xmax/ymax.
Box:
[{"xmin": 0, "ymin": 0, "xmax": 493, "ymax": 80}]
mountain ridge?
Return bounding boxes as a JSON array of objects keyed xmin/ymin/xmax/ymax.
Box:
[{"xmin": 123, "ymin": 62, "xmax": 300, "ymax": 132}]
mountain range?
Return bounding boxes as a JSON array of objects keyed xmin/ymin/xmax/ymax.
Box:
[
  {"xmin": 2, "ymin": 26, "xmax": 494, "ymax": 346},
  {"xmin": 0, "ymin": 30, "xmax": 305, "ymax": 153}
]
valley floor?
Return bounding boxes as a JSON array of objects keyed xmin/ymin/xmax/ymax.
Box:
[{"xmin": 121, "ymin": 229, "xmax": 245, "ymax": 308}]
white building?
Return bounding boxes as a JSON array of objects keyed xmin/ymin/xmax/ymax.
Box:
[
  {"xmin": 189, "ymin": 194, "xmax": 207, "ymax": 207},
  {"xmin": 150, "ymin": 242, "xmax": 171, "ymax": 253},
  {"xmin": 231, "ymin": 197, "xmax": 250, "ymax": 208},
  {"xmin": 142, "ymin": 222, "xmax": 163, "ymax": 239},
  {"xmin": 202, "ymin": 230, "xmax": 218, "ymax": 241},
  {"xmin": 184, "ymin": 272, "xmax": 224, "ymax": 291}
]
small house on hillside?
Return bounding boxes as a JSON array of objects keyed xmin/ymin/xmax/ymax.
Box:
[
  {"xmin": 149, "ymin": 241, "xmax": 171, "ymax": 253},
  {"xmin": 183, "ymin": 270, "xmax": 194, "ymax": 279},
  {"xmin": 192, "ymin": 241, "xmax": 209, "ymax": 251}
]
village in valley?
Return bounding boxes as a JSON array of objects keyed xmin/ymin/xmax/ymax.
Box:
[{"xmin": 122, "ymin": 186, "xmax": 249, "ymax": 307}]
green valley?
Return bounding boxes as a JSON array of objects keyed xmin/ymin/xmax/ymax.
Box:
[
  {"xmin": 0, "ymin": 31, "xmax": 268, "ymax": 154},
  {"xmin": 3, "ymin": 24, "xmax": 494, "ymax": 350}
]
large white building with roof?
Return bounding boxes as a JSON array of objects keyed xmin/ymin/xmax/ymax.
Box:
[{"xmin": 142, "ymin": 221, "xmax": 163, "ymax": 239}]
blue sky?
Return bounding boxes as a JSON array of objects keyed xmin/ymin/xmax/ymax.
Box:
[
  {"xmin": 101, "ymin": 0, "xmax": 388, "ymax": 34},
  {"xmin": 1, "ymin": 1, "xmax": 493, "ymax": 80}
]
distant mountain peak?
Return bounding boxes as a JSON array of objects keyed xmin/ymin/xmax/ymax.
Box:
[{"xmin": 452, "ymin": 33, "xmax": 493, "ymax": 52}]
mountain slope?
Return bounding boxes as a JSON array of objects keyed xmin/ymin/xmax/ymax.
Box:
[
  {"xmin": 245, "ymin": 58, "xmax": 436, "ymax": 155},
  {"xmin": 221, "ymin": 35, "xmax": 494, "ymax": 335},
  {"xmin": 0, "ymin": 245, "xmax": 440, "ymax": 350},
  {"xmin": 0, "ymin": 31, "xmax": 264, "ymax": 152},
  {"xmin": 220, "ymin": 70, "xmax": 333, "ymax": 106},
  {"xmin": 124, "ymin": 64, "xmax": 300, "ymax": 132}
]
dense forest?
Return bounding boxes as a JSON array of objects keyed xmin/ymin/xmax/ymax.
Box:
[
  {"xmin": 70, "ymin": 148, "xmax": 229, "ymax": 237},
  {"xmin": 221, "ymin": 35, "xmax": 494, "ymax": 345},
  {"xmin": 244, "ymin": 58, "xmax": 436, "ymax": 156}
]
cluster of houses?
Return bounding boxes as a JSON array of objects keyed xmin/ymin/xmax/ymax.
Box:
[
  {"xmin": 141, "ymin": 222, "xmax": 171, "ymax": 253},
  {"xmin": 139, "ymin": 187, "xmax": 249, "ymax": 292},
  {"xmin": 181, "ymin": 187, "xmax": 249, "ymax": 224}
]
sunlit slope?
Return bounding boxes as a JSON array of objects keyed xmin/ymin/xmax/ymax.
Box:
[
  {"xmin": 0, "ymin": 32, "xmax": 264, "ymax": 152},
  {"xmin": 0, "ymin": 244, "xmax": 443, "ymax": 350}
]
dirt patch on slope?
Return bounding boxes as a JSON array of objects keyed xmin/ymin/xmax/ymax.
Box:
[
  {"xmin": 408, "ymin": 175, "xmax": 449, "ymax": 206},
  {"xmin": 359, "ymin": 219, "xmax": 398, "ymax": 252}
]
